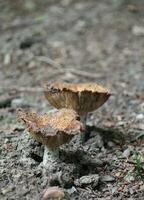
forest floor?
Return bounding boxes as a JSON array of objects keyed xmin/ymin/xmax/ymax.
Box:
[{"xmin": 0, "ymin": 0, "xmax": 144, "ymax": 199}]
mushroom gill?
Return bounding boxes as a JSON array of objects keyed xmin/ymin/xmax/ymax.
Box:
[{"xmin": 43, "ymin": 82, "xmax": 111, "ymax": 115}]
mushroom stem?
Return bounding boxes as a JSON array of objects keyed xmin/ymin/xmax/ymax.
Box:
[
  {"xmin": 43, "ymin": 146, "xmax": 59, "ymax": 171},
  {"xmin": 80, "ymin": 115, "xmax": 87, "ymax": 127},
  {"xmin": 80, "ymin": 114, "xmax": 90, "ymax": 142}
]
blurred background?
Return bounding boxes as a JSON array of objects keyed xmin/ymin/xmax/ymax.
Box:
[{"xmin": 0, "ymin": 1, "xmax": 144, "ymax": 199}]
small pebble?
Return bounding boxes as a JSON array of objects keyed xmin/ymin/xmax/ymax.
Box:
[
  {"xmin": 138, "ymin": 124, "xmax": 144, "ymax": 130},
  {"xmin": 125, "ymin": 174, "xmax": 135, "ymax": 182},
  {"xmin": 132, "ymin": 25, "xmax": 144, "ymax": 36},
  {"xmin": 1, "ymin": 186, "xmax": 15, "ymax": 195},
  {"xmin": 115, "ymin": 172, "xmax": 121, "ymax": 177},
  {"xmin": 90, "ymin": 158, "xmax": 104, "ymax": 166},
  {"xmin": 42, "ymin": 187, "xmax": 65, "ymax": 200},
  {"xmin": 100, "ymin": 175, "xmax": 115, "ymax": 182},
  {"xmin": 11, "ymin": 98, "xmax": 27, "ymax": 108},
  {"xmin": 67, "ymin": 186, "xmax": 77, "ymax": 195},
  {"xmin": 129, "ymin": 187, "xmax": 134, "ymax": 194},
  {"xmin": 74, "ymin": 174, "xmax": 99, "ymax": 187},
  {"xmin": 3, "ymin": 53, "xmax": 11, "ymax": 65},
  {"xmin": 139, "ymin": 184, "xmax": 144, "ymax": 191},
  {"xmin": 0, "ymin": 95, "xmax": 12, "ymax": 108},
  {"xmin": 107, "ymin": 141, "xmax": 115, "ymax": 148},
  {"xmin": 122, "ymin": 148, "xmax": 131, "ymax": 158},
  {"xmin": 112, "ymin": 187, "xmax": 117, "ymax": 195},
  {"xmin": 136, "ymin": 114, "xmax": 144, "ymax": 120}
]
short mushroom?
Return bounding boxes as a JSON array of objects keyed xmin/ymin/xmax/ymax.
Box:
[
  {"xmin": 43, "ymin": 82, "xmax": 110, "ymax": 123},
  {"xmin": 17, "ymin": 108, "xmax": 83, "ymax": 169}
]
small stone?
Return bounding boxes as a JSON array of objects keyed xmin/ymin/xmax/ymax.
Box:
[
  {"xmin": 42, "ymin": 187, "xmax": 65, "ymax": 200},
  {"xmin": 138, "ymin": 124, "xmax": 144, "ymax": 130},
  {"xmin": 122, "ymin": 148, "xmax": 131, "ymax": 158},
  {"xmin": 1, "ymin": 186, "xmax": 15, "ymax": 195},
  {"xmin": 132, "ymin": 26, "xmax": 144, "ymax": 36},
  {"xmin": 115, "ymin": 172, "xmax": 121, "ymax": 177},
  {"xmin": 129, "ymin": 187, "xmax": 134, "ymax": 194},
  {"xmin": 140, "ymin": 184, "xmax": 144, "ymax": 191},
  {"xmin": 0, "ymin": 95, "xmax": 12, "ymax": 108},
  {"xmin": 107, "ymin": 141, "xmax": 115, "ymax": 148},
  {"xmin": 95, "ymin": 134, "xmax": 104, "ymax": 148},
  {"xmin": 100, "ymin": 175, "xmax": 115, "ymax": 182},
  {"xmin": 79, "ymin": 152, "xmax": 103, "ymax": 166},
  {"xmin": 90, "ymin": 158, "xmax": 104, "ymax": 166},
  {"xmin": 112, "ymin": 187, "xmax": 117, "ymax": 195},
  {"xmin": 85, "ymin": 134, "xmax": 103, "ymax": 148},
  {"xmin": 67, "ymin": 186, "xmax": 77, "ymax": 195},
  {"xmin": 117, "ymin": 121, "xmax": 125, "ymax": 126},
  {"xmin": 24, "ymin": 1, "xmax": 36, "ymax": 11},
  {"xmin": 3, "ymin": 53, "xmax": 11, "ymax": 65},
  {"xmin": 124, "ymin": 174, "xmax": 135, "ymax": 182},
  {"xmin": 61, "ymin": 0, "xmax": 72, "ymax": 6},
  {"xmin": 136, "ymin": 114, "xmax": 144, "ymax": 120},
  {"xmin": 11, "ymin": 98, "xmax": 27, "ymax": 108},
  {"xmin": 74, "ymin": 174, "xmax": 99, "ymax": 187}
]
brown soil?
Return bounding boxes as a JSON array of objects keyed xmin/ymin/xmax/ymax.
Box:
[{"xmin": 0, "ymin": 0, "xmax": 144, "ymax": 199}]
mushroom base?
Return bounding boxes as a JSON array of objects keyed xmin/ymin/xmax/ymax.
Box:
[
  {"xmin": 43, "ymin": 146, "xmax": 59, "ymax": 171},
  {"xmin": 80, "ymin": 114, "xmax": 90, "ymax": 142},
  {"xmin": 80, "ymin": 115, "xmax": 87, "ymax": 126}
]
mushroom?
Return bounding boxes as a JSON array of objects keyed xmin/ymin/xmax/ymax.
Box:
[
  {"xmin": 43, "ymin": 82, "xmax": 110, "ymax": 123},
  {"xmin": 17, "ymin": 108, "xmax": 83, "ymax": 169},
  {"xmin": 43, "ymin": 82, "xmax": 110, "ymax": 141}
]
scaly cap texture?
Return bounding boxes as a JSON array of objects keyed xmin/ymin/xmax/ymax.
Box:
[{"xmin": 17, "ymin": 108, "xmax": 83, "ymax": 149}]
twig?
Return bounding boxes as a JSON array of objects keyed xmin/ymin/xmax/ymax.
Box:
[
  {"xmin": 37, "ymin": 56, "xmax": 104, "ymax": 79},
  {"xmin": 68, "ymin": 69, "xmax": 104, "ymax": 79},
  {"xmin": 136, "ymin": 133, "xmax": 144, "ymax": 140},
  {"xmin": 0, "ymin": 20, "xmax": 39, "ymax": 33},
  {"xmin": 0, "ymin": 86, "xmax": 43, "ymax": 93},
  {"xmin": 37, "ymin": 56, "xmax": 63, "ymax": 69}
]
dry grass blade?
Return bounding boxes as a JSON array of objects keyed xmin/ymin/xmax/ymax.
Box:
[{"xmin": 68, "ymin": 69, "xmax": 103, "ymax": 79}]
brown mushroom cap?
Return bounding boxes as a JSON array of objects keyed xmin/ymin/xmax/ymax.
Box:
[
  {"xmin": 43, "ymin": 82, "xmax": 111, "ymax": 115},
  {"xmin": 17, "ymin": 108, "xmax": 83, "ymax": 149}
]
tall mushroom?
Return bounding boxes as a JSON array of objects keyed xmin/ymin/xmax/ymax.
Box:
[
  {"xmin": 43, "ymin": 82, "xmax": 110, "ymax": 122},
  {"xmin": 17, "ymin": 108, "xmax": 83, "ymax": 169},
  {"xmin": 43, "ymin": 82, "xmax": 110, "ymax": 141}
]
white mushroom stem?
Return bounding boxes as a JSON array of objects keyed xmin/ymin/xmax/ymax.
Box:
[
  {"xmin": 43, "ymin": 146, "xmax": 59, "ymax": 171},
  {"xmin": 80, "ymin": 115, "xmax": 87, "ymax": 127},
  {"xmin": 80, "ymin": 114, "xmax": 90, "ymax": 142}
]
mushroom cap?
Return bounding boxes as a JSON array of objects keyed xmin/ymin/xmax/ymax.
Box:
[
  {"xmin": 43, "ymin": 82, "xmax": 111, "ymax": 115},
  {"xmin": 17, "ymin": 108, "xmax": 83, "ymax": 149}
]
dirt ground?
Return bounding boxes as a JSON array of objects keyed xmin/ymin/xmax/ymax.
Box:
[{"xmin": 0, "ymin": 0, "xmax": 144, "ymax": 199}]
